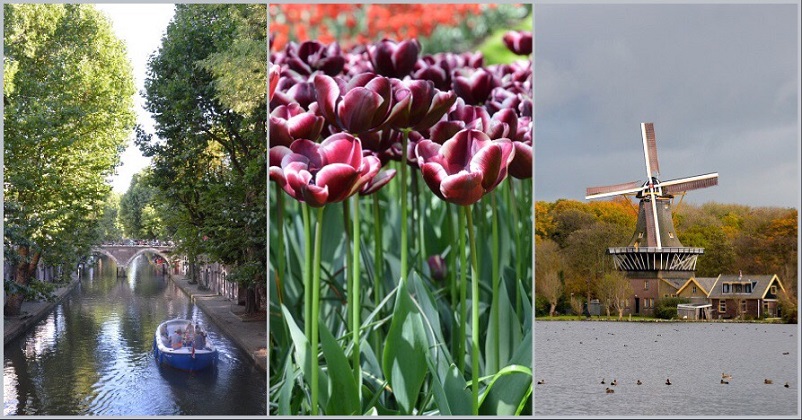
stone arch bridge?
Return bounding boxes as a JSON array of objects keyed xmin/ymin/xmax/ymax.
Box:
[{"xmin": 92, "ymin": 244, "xmax": 175, "ymax": 276}]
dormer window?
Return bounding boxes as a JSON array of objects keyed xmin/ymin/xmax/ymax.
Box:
[
  {"xmin": 744, "ymin": 283, "xmax": 752, "ymax": 294},
  {"xmin": 692, "ymin": 285, "xmax": 697, "ymax": 293},
  {"xmin": 723, "ymin": 283, "xmax": 731, "ymax": 293},
  {"xmin": 771, "ymin": 285, "xmax": 777, "ymax": 295}
]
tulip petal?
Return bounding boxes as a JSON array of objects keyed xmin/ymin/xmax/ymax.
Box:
[
  {"xmin": 441, "ymin": 171, "xmax": 484, "ymax": 206},
  {"xmin": 470, "ymin": 143, "xmax": 503, "ymax": 191},
  {"xmin": 269, "ymin": 118, "xmax": 293, "ymax": 148},
  {"xmin": 315, "ymin": 163, "xmax": 360, "ymax": 203},
  {"xmin": 313, "ymin": 74, "xmax": 341, "ymax": 124},
  {"xmin": 339, "ymin": 87, "xmax": 382, "ymax": 134},
  {"xmin": 289, "ymin": 139, "xmax": 323, "ymax": 170},
  {"xmin": 269, "ymin": 145, "xmax": 292, "ymax": 168},
  {"xmin": 508, "ymin": 141, "xmax": 532, "ymax": 179},
  {"xmin": 320, "ymin": 133, "xmax": 361, "ymax": 168},
  {"xmin": 415, "ymin": 140, "xmax": 444, "ymax": 168},
  {"xmin": 420, "ymin": 162, "xmax": 449, "ymax": 201},
  {"xmin": 361, "ymin": 168, "xmax": 396, "ymax": 195},
  {"xmin": 301, "ymin": 183, "xmax": 329, "ymax": 207}
]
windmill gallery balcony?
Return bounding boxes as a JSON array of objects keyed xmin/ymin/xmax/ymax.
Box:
[{"xmin": 607, "ymin": 246, "xmax": 704, "ymax": 272}]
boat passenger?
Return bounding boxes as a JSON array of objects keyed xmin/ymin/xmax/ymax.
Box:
[
  {"xmin": 170, "ymin": 328, "xmax": 184, "ymax": 349},
  {"xmin": 193, "ymin": 328, "xmax": 207, "ymax": 351}
]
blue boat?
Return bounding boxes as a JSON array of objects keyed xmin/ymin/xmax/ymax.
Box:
[{"xmin": 153, "ymin": 319, "xmax": 218, "ymax": 371}]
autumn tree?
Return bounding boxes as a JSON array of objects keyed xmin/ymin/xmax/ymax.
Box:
[
  {"xmin": 3, "ymin": 4, "xmax": 135, "ymax": 315},
  {"xmin": 535, "ymin": 239, "xmax": 564, "ymax": 317}
]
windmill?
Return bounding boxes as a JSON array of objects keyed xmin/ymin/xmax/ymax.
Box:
[{"xmin": 585, "ymin": 123, "xmax": 718, "ymax": 311}]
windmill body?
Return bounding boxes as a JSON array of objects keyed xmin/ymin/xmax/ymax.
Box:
[{"xmin": 586, "ymin": 123, "xmax": 718, "ymax": 315}]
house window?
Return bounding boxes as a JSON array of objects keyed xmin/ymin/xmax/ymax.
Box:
[
  {"xmin": 638, "ymin": 232, "xmax": 644, "ymax": 238},
  {"xmin": 733, "ymin": 283, "xmax": 743, "ymax": 293},
  {"xmin": 644, "ymin": 280, "xmax": 649, "ymax": 290},
  {"xmin": 741, "ymin": 301, "xmax": 747, "ymax": 313},
  {"xmin": 625, "ymin": 299, "xmax": 630, "ymax": 309},
  {"xmin": 692, "ymin": 285, "xmax": 697, "ymax": 294},
  {"xmin": 771, "ymin": 285, "xmax": 777, "ymax": 295},
  {"xmin": 723, "ymin": 283, "xmax": 730, "ymax": 293},
  {"xmin": 744, "ymin": 284, "xmax": 751, "ymax": 294},
  {"xmin": 719, "ymin": 301, "xmax": 726, "ymax": 312}
]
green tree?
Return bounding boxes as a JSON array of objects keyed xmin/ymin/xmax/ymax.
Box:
[
  {"xmin": 137, "ymin": 4, "xmax": 266, "ymax": 312},
  {"xmin": 4, "ymin": 4, "xmax": 135, "ymax": 315},
  {"xmin": 95, "ymin": 192, "xmax": 124, "ymax": 243},
  {"xmin": 119, "ymin": 169, "xmax": 158, "ymax": 239}
]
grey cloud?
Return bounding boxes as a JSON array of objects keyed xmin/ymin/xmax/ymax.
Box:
[{"xmin": 535, "ymin": 3, "xmax": 799, "ymax": 208}]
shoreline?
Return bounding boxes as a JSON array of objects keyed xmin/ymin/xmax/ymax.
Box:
[
  {"xmin": 166, "ymin": 272, "xmax": 267, "ymax": 373},
  {"xmin": 535, "ymin": 316, "xmax": 790, "ymax": 324},
  {"xmin": 3, "ymin": 276, "xmax": 81, "ymax": 346}
]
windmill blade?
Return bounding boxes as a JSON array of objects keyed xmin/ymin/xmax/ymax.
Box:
[
  {"xmin": 659, "ymin": 172, "xmax": 719, "ymax": 194},
  {"xmin": 641, "ymin": 122, "xmax": 660, "ymax": 178},
  {"xmin": 586, "ymin": 181, "xmax": 643, "ymax": 200},
  {"xmin": 643, "ymin": 197, "xmax": 661, "ymax": 248}
]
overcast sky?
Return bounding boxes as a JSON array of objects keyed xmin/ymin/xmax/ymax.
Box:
[
  {"xmin": 95, "ymin": 3, "xmax": 175, "ymax": 194},
  {"xmin": 535, "ymin": 3, "xmax": 799, "ymax": 208}
]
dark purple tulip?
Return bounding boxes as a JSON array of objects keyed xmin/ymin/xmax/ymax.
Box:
[
  {"xmin": 415, "ymin": 129, "xmax": 515, "ymax": 206},
  {"xmin": 387, "ymin": 79, "xmax": 457, "ymax": 131},
  {"xmin": 427, "ymin": 98, "xmax": 490, "ymax": 144},
  {"xmin": 509, "ymin": 141, "xmax": 532, "ymax": 180},
  {"xmin": 453, "ymin": 68, "xmax": 498, "ymax": 105},
  {"xmin": 314, "ymin": 73, "xmax": 393, "ymax": 135},
  {"xmin": 360, "ymin": 168, "xmax": 397, "ymax": 195},
  {"xmin": 486, "ymin": 109, "xmax": 520, "ymax": 141},
  {"xmin": 427, "ymin": 254, "xmax": 447, "ymax": 282},
  {"xmin": 368, "ymin": 39, "xmax": 420, "ymax": 79},
  {"xmin": 269, "ymin": 103, "xmax": 325, "ymax": 148},
  {"xmin": 359, "ymin": 129, "xmax": 402, "ymax": 164},
  {"xmin": 283, "ymin": 41, "xmax": 345, "ymax": 77},
  {"xmin": 269, "ymin": 133, "xmax": 380, "ymax": 207},
  {"xmin": 502, "ymin": 31, "xmax": 532, "ymax": 56}
]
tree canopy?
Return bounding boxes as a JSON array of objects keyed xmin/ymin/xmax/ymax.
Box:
[
  {"xmin": 136, "ymin": 4, "xmax": 267, "ymax": 312},
  {"xmin": 4, "ymin": 3, "xmax": 135, "ymax": 315}
]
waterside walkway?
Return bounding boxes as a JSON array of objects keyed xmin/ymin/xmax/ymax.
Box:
[
  {"xmin": 166, "ymin": 273, "xmax": 267, "ymax": 372},
  {"xmin": 4, "ymin": 277, "xmax": 80, "ymax": 346}
]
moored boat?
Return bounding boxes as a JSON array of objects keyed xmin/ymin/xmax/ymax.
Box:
[{"xmin": 153, "ymin": 319, "xmax": 218, "ymax": 371}]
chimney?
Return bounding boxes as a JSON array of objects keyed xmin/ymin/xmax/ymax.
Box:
[{"xmin": 739, "ymin": 270, "xmax": 742, "ymax": 280}]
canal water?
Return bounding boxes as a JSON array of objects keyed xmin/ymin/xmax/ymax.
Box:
[
  {"xmin": 3, "ymin": 255, "xmax": 267, "ymax": 416},
  {"xmin": 534, "ymin": 321, "xmax": 799, "ymax": 416}
]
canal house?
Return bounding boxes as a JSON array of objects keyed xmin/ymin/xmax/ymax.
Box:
[{"xmin": 707, "ymin": 274, "xmax": 786, "ymax": 319}]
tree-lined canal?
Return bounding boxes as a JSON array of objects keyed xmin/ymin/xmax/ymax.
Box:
[{"xmin": 3, "ymin": 256, "xmax": 267, "ymax": 416}]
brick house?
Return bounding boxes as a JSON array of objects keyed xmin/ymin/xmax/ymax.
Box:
[
  {"xmin": 707, "ymin": 274, "xmax": 786, "ymax": 319},
  {"xmin": 676, "ymin": 276, "xmax": 720, "ymax": 304}
]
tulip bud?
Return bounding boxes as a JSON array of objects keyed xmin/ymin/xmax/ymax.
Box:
[{"xmin": 427, "ymin": 255, "xmax": 447, "ymax": 282}]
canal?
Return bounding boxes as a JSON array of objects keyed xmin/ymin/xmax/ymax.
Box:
[{"xmin": 3, "ymin": 255, "xmax": 267, "ymax": 416}]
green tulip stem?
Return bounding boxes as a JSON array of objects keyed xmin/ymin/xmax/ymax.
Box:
[
  {"xmin": 351, "ymin": 195, "xmax": 362, "ymax": 391},
  {"xmin": 311, "ymin": 205, "xmax": 325, "ymax": 415},
  {"xmin": 400, "ymin": 128, "xmax": 410, "ymax": 285},
  {"xmin": 465, "ymin": 206, "xmax": 480, "ymax": 416},
  {"xmin": 302, "ymin": 203, "xmax": 312, "ymax": 340},
  {"xmin": 372, "ymin": 193, "xmax": 383, "ymax": 351},
  {"xmin": 507, "ymin": 179, "xmax": 523, "ymax": 317},
  {"xmin": 457, "ymin": 205, "xmax": 467, "ymax": 372},
  {"xmin": 343, "ymin": 200, "xmax": 352, "ymax": 333},
  {"xmin": 491, "ymin": 190, "xmax": 500, "ymax": 373},
  {"xmin": 275, "ymin": 190, "xmax": 286, "ymax": 306},
  {"xmin": 446, "ymin": 203, "xmax": 458, "ymax": 355}
]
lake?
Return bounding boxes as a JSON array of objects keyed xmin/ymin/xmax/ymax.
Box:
[{"xmin": 534, "ymin": 321, "xmax": 799, "ymax": 416}]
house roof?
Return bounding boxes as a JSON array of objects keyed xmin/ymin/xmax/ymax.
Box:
[
  {"xmin": 676, "ymin": 275, "xmax": 720, "ymax": 296},
  {"xmin": 707, "ymin": 274, "xmax": 783, "ymax": 299},
  {"xmin": 661, "ymin": 278, "xmax": 687, "ymax": 290}
]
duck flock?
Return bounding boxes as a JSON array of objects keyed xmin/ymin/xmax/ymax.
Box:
[{"xmin": 536, "ymin": 372, "xmax": 792, "ymax": 392}]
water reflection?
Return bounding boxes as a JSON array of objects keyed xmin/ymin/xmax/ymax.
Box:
[{"xmin": 3, "ymin": 255, "xmax": 266, "ymax": 415}]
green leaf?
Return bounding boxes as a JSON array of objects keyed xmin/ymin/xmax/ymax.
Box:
[
  {"xmin": 381, "ymin": 280, "xmax": 428, "ymax": 414},
  {"xmin": 319, "ymin": 323, "xmax": 361, "ymax": 415},
  {"xmin": 485, "ymin": 276, "xmax": 523, "ymax": 374},
  {"xmin": 479, "ymin": 331, "xmax": 532, "ymax": 415}
]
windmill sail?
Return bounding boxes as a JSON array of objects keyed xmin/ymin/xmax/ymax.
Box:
[
  {"xmin": 660, "ymin": 173, "xmax": 719, "ymax": 194},
  {"xmin": 643, "ymin": 198, "xmax": 659, "ymax": 247},
  {"xmin": 586, "ymin": 181, "xmax": 643, "ymax": 199},
  {"xmin": 641, "ymin": 122, "xmax": 660, "ymax": 178}
]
